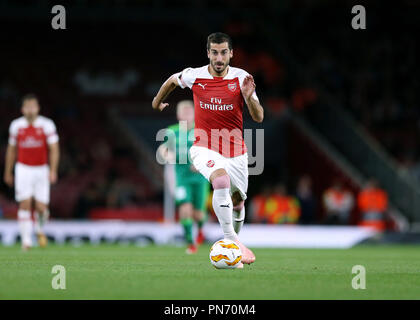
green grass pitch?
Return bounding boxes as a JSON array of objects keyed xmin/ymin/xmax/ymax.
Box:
[{"xmin": 0, "ymin": 244, "xmax": 419, "ymax": 299}]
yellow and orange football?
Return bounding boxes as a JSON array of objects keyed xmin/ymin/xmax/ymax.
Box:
[{"xmin": 209, "ymin": 239, "xmax": 242, "ymax": 269}]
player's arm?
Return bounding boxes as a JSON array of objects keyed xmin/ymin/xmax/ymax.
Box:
[
  {"xmin": 242, "ymin": 75, "xmax": 264, "ymax": 123},
  {"xmin": 152, "ymin": 74, "xmax": 180, "ymax": 111},
  {"xmin": 3, "ymin": 144, "xmax": 16, "ymax": 187},
  {"xmin": 48, "ymin": 142, "xmax": 60, "ymax": 184}
]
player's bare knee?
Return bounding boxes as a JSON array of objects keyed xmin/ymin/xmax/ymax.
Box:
[
  {"xmin": 35, "ymin": 201, "xmax": 47, "ymax": 213},
  {"xmin": 231, "ymin": 191, "xmax": 244, "ymax": 207},
  {"xmin": 19, "ymin": 200, "xmax": 32, "ymax": 211},
  {"xmin": 194, "ymin": 210, "xmax": 205, "ymax": 221},
  {"xmin": 179, "ymin": 203, "xmax": 193, "ymax": 219},
  {"xmin": 211, "ymin": 173, "xmax": 230, "ymax": 189},
  {"xmin": 233, "ymin": 200, "xmax": 244, "ymax": 212},
  {"xmin": 209, "ymin": 169, "xmax": 228, "ymax": 184}
]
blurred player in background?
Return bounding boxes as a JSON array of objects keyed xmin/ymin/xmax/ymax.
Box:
[
  {"xmin": 152, "ymin": 32, "xmax": 264, "ymax": 267},
  {"xmin": 158, "ymin": 100, "xmax": 210, "ymax": 254},
  {"xmin": 3, "ymin": 94, "xmax": 60, "ymax": 250}
]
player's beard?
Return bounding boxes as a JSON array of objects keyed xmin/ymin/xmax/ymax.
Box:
[
  {"xmin": 24, "ymin": 113, "xmax": 38, "ymax": 123},
  {"xmin": 211, "ymin": 59, "xmax": 229, "ymax": 75}
]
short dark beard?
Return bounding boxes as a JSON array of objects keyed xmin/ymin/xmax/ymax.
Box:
[
  {"xmin": 24, "ymin": 114, "xmax": 38, "ymax": 123},
  {"xmin": 210, "ymin": 60, "xmax": 229, "ymax": 76}
]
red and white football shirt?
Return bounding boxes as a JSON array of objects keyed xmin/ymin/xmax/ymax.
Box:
[
  {"xmin": 8, "ymin": 116, "xmax": 59, "ymax": 166},
  {"xmin": 176, "ymin": 65, "xmax": 259, "ymax": 158}
]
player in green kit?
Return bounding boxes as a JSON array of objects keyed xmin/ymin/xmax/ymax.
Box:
[{"xmin": 159, "ymin": 100, "xmax": 210, "ymax": 254}]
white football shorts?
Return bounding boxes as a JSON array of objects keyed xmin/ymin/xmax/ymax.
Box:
[
  {"xmin": 14, "ymin": 162, "xmax": 50, "ymax": 204},
  {"xmin": 189, "ymin": 145, "xmax": 248, "ymax": 201}
]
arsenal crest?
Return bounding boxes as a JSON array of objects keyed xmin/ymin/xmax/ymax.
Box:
[
  {"xmin": 227, "ymin": 82, "xmax": 237, "ymax": 92},
  {"xmin": 207, "ymin": 160, "xmax": 215, "ymax": 168}
]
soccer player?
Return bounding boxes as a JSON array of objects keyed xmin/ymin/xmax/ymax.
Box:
[
  {"xmin": 3, "ymin": 94, "xmax": 60, "ymax": 250},
  {"xmin": 152, "ymin": 32, "xmax": 264, "ymax": 266},
  {"xmin": 158, "ymin": 100, "xmax": 210, "ymax": 254}
]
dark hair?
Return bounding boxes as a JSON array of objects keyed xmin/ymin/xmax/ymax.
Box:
[
  {"xmin": 207, "ymin": 32, "xmax": 232, "ymax": 50},
  {"xmin": 22, "ymin": 93, "xmax": 38, "ymax": 104}
]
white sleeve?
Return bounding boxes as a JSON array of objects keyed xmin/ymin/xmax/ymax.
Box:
[
  {"xmin": 8, "ymin": 122, "xmax": 17, "ymax": 146},
  {"xmin": 175, "ymin": 68, "xmax": 196, "ymax": 89},
  {"xmin": 239, "ymin": 72, "xmax": 260, "ymax": 102},
  {"xmin": 45, "ymin": 120, "xmax": 59, "ymax": 145}
]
